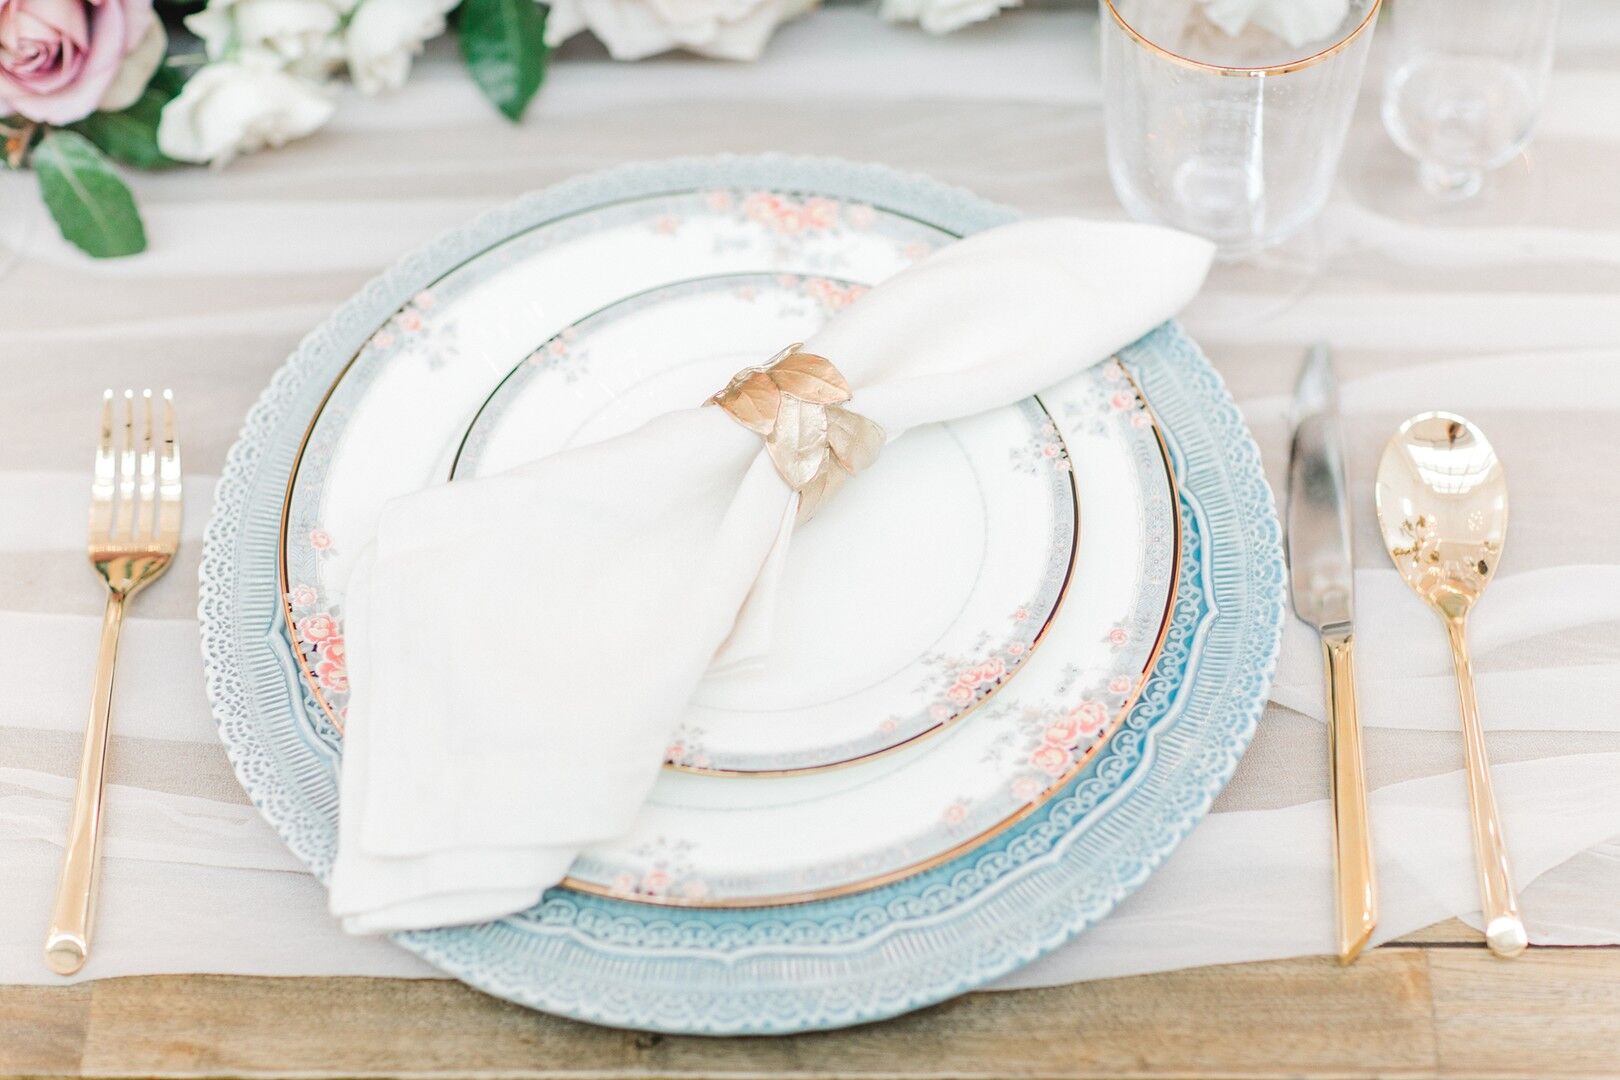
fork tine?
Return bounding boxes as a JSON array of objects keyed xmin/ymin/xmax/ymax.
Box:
[
  {"xmin": 89, "ymin": 391, "xmax": 115, "ymax": 541},
  {"xmin": 113, "ymin": 390, "xmax": 137, "ymax": 542},
  {"xmin": 157, "ymin": 390, "xmax": 181, "ymax": 547},
  {"xmin": 136, "ymin": 390, "xmax": 157, "ymax": 541}
]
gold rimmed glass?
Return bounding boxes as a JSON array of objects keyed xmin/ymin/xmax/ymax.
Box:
[{"xmin": 1100, "ymin": 0, "xmax": 1382, "ymax": 258}]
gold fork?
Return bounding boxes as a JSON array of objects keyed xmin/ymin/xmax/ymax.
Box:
[{"xmin": 44, "ymin": 390, "xmax": 181, "ymax": 976}]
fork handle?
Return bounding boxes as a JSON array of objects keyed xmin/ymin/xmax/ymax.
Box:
[
  {"xmin": 1444, "ymin": 616, "xmax": 1527, "ymax": 958},
  {"xmin": 45, "ymin": 591, "xmax": 125, "ymax": 976},
  {"xmin": 1322, "ymin": 631, "xmax": 1378, "ymax": 964}
]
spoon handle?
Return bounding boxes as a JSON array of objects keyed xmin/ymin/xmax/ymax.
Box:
[{"xmin": 1444, "ymin": 617, "xmax": 1527, "ymax": 958}]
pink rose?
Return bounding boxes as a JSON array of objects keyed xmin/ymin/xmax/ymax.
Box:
[
  {"xmin": 1109, "ymin": 674, "xmax": 1134, "ymax": 695},
  {"xmin": 680, "ymin": 879, "xmax": 708, "ymax": 900},
  {"xmin": 640, "ymin": 869, "xmax": 669, "ymax": 895},
  {"xmin": 287, "ymin": 584, "xmax": 317, "ymax": 609},
  {"xmin": 929, "ymin": 703, "xmax": 951, "ymax": 722},
  {"xmin": 399, "ymin": 311, "xmax": 423, "ymax": 333},
  {"xmin": 297, "ymin": 612, "xmax": 339, "ymax": 644},
  {"xmin": 314, "ymin": 657, "xmax": 348, "ymax": 693},
  {"xmin": 1011, "ymin": 775, "xmax": 1043, "ymax": 802},
  {"xmin": 1007, "ymin": 641, "xmax": 1027, "ymax": 657},
  {"xmin": 1030, "ymin": 743, "xmax": 1069, "ymax": 776},
  {"xmin": 1108, "ymin": 627, "xmax": 1129, "ymax": 646},
  {"xmin": 946, "ymin": 683, "xmax": 975, "ymax": 707},
  {"xmin": 705, "ymin": 190, "xmax": 733, "ymax": 211},
  {"xmin": 803, "ymin": 197, "xmax": 837, "ymax": 229},
  {"xmin": 879, "ymin": 717, "xmax": 897, "ymax": 733},
  {"xmin": 743, "ymin": 192, "xmax": 779, "ymax": 220},
  {"xmin": 612, "ymin": 872, "xmax": 635, "ymax": 894},
  {"xmin": 1012, "ymin": 607, "xmax": 1029, "ymax": 622},
  {"xmin": 317, "ymin": 636, "xmax": 345, "ymax": 665},
  {"xmin": 1110, "ymin": 392, "xmax": 1133, "ymax": 411},
  {"xmin": 1070, "ymin": 699, "xmax": 1109, "ymax": 735},
  {"xmin": 308, "ymin": 528, "xmax": 333, "ymax": 551},
  {"xmin": 942, "ymin": 801, "xmax": 967, "ymax": 825},
  {"xmin": 846, "ymin": 203, "xmax": 876, "ymax": 229},
  {"xmin": 1043, "ymin": 715, "xmax": 1083, "ymax": 748},
  {"xmin": 977, "ymin": 657, "xmax": 1006, "ymax": 685},
  {"xmin": 0, "ymin": 0, "xmax": 163, "ymax": 125}
]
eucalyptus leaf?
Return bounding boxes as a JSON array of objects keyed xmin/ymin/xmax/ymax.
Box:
[
  {"xmin": 34, "ymin": 130, "xmax": 147, "ymax": 258},
  {"xmin": 71, "ymin": 64, "xmax": 186, "ymax": 170},
  {"xmin": 458, "ymin": 0, "xmax": 549, "ymax": 122}
]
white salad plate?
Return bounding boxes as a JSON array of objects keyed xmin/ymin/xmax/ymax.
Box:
[{"xmin": 201, "ymin": 155, "xmax": 1284, "ymax": 1032}]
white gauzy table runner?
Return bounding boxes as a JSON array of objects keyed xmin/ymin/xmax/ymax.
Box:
[{"xmin": 2, "ymin": 3, "xmax": 1618, "ymax": 987}]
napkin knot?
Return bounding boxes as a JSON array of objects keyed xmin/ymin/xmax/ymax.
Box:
[{"xmin": 705, "ymin": 344, "xmax": 886, "ymax": 523}]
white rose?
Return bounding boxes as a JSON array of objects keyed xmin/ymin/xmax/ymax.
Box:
[
  {"xmin": 1199, "ymin": 0, "xmax": 1350, "ymax": 48},
  {"xmin": 879, "ymin": 0, "xmax": 1017, "ymax": 34},
  {"xmin": 545, "ymin": 0, "xmax": 816, "ymax": 61},
  {"xmin": 345, "ymin": 0, "xmax": 459, "ymax": 94},
  {"xmin": 157, "ymin": 62, "xmax": 335, "ymax": 166},
  {"xmin": 186, "ymin": 0, "xmax": 355, "ymax": 78}
]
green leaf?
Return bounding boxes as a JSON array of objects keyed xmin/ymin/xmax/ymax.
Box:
[
  {"xmin": 34, "ymin": 130, "xmax": 147, "ymax": 258},
  {"xmin": 458, "ymin": 0, "xmax": 549, "ymax": 122},
  {"xmin": 70, "ymin": 64, "xmax": 186, "ymax": 170}
]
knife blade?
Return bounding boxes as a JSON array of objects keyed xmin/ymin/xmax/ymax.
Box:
[{"xmin": 1285, "ymin": 344, "xmax": 1378, "ymax": 964}]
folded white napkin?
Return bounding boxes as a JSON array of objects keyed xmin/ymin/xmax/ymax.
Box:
[{"xmin": 328, "ymin": 218, "xmax": 1215, "ymax": 933}]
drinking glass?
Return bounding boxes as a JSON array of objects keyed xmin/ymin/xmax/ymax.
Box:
[
  {"xmin": 1100, "ymin": 0, "xmax": 1381, "ymax": 258},
  {"xmin": 1380, "ymin": 0, "xmax": 1560, "ymax": 200}
]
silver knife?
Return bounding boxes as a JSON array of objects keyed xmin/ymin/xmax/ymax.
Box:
[{"xmin": 1286, "ymin": 344, "xmax": 1378, "ymax": 965}]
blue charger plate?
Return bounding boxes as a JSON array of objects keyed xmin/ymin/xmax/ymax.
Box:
[{"xmin": 198, "ymin": 155, "xmax": 1284, "ymax": 1034}]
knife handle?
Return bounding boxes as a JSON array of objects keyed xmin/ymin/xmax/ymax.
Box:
[{"xmin": 1323, "ymin": 631, "xmax": 1378, "ymax": 964}]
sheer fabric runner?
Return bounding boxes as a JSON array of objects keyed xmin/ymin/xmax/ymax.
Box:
[{"xmin": 2, "ymin": 6, "xmax": 1617, "ymax": 984}]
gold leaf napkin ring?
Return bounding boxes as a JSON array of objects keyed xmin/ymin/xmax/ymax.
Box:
[{"xmin": 705, "ymin": 344, "xmax": 886, "ymax": 523}]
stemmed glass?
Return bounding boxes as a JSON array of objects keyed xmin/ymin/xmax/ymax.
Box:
[
  {"xmin": 1099, "ymin": 0, "xmax": 1382, "ymax": 260},
  {"xmin": 1380, "ymin": 0, "xmax": 1561, "ymax": 201}
]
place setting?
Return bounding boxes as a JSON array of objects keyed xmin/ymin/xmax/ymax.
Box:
[
  {"xmin": 174, "ymin": 157, "xmax": 1283, "ymax": 1031},
  {"xmin": 12, "ymin": 0, "xmax": 1617, "ymax": 1064}
]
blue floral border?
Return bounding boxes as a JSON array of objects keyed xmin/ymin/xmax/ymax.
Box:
[{"xmin": 197, "ymin": 155, "xmax": 1284, "ymax": 1035}]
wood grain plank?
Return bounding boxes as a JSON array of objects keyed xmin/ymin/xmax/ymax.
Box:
[
  {"xmin": 0, "ymin": 981, "xmax": 90, "ymax": 1077},
  {"xmin": 1393, "ymin": 919, "xmax": 1482, "ymax": 946},
  {"xmin": 64, "ymin": 952, "xmax": 1435, "ymax": 1079},
  {"xmin": 1431, "ymin": 949, "xmax": 1620, "ymax": 1078}
]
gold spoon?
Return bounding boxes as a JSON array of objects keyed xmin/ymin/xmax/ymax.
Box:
[{"xmin": 1375, "ymin": 412, "xmax": 1525, "ymax": 958}]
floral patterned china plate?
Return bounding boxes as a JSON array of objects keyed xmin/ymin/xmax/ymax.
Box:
[
  {"xmin": 279, "ymin": 185, "xmax": 1080, "ymax": 775},
  {"xmin": 200, "ymin": 156, "xmax": 1284, "ymax": 1033}
]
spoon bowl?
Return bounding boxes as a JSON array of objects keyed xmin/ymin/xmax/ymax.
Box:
[
  {"xmin": 1375, "ymin": 412, "xmax": 1525, "ymax": 959},
  {"xmin": 1374, "ymin": 412, "xmax": 1508, "ymax": 622}
]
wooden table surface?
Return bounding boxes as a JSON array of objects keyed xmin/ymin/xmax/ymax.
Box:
[{"xmin": 5, "ymin": 921, "xmax": 1618, "ymax": 1079}]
